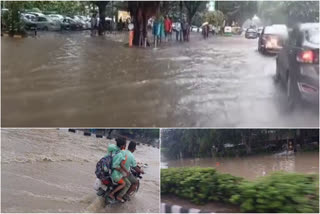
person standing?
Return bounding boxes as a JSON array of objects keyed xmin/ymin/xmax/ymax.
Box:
[
  {"xmin": 164, "ymin": 15, "xmax": 172, "ymax": 42},
  {"xmin": 118, "ymin": 18, "xmax": 123, "ymax": 31},
  {"xmin": 91, "ymin": 13, "xmax": 98, "ymax": 36},
  {"xmin": 175, "ymin": 20, "xmax": 182, "ymax": 41}
]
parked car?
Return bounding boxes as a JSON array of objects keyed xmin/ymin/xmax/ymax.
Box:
[
  {"xmin": 61, "ymin": 16, "xmax": 81, "ymax": 30},
  {"xmin": 21, "ymin": 13, "xmax": 37, "ymax": 30},
  {"xmin": 258, "ymin": 25, "xmax": 288, "ymax": 54},
  {"xmin": 275, "ymin": 23, "xmax": 319, "ymax": 110},
  {"xmin": 245, "ymin": 28, "xmax": 258, "ymax": 39},
  {"xmin": 190, "ymin": 25, "xmax": 199, "ymax": 32},
  {"xmin": 47, "ymin": 14, "xmax": 64, "ymax": 23},
  {"xmin": 21, "ymin": 14, "xmax": 60, "ymax": 31},
  {"xmin": 72, "ymin": 15, "xmax": 86, "ymax": 29}
]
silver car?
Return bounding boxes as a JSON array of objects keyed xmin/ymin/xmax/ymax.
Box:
[{"xmin": 22, "ymin": 14, "xmax": 60, "ymax": 31}]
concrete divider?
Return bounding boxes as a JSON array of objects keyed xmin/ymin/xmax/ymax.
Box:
[{"xmin": 161, "ymin": 203, "xmax": 211, "ymax": 213}]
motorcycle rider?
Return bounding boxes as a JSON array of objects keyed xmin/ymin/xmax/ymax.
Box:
[
  {"xmin": 108, "ymin": 137, "xmax": 130, "ymax": 202},
  {"xmin": 120, "ymin": 141, "xmax": 145, "ymax": 200}
]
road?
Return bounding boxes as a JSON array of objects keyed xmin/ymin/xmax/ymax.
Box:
[{"xmin": 2, "ymin": 31, "xmax": 318, "ymax": 127}]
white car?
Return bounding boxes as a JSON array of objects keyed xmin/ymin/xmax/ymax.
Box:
[{"xmin": 48, "ymin": 14, "xmax": 64, "ymax": 22}]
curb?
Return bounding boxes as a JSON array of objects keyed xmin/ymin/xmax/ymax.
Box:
[{"xmin": 161, "ymin": 203, "xmax": 213, "ymax": 213}]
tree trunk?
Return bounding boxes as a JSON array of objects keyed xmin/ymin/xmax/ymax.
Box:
[
  {"xmin": 129, "ymin": 2, "xmax": 159, "ymax": 46},
  {"xmin": 97, "ymin": 2, "xmax": 108, "ymax": 35}
]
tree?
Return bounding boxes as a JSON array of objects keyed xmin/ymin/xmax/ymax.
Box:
[
  {"xmin": 204, "ymin": 10, "xmax": 224, "ymax": 27},
  {"xmin": 183, "ymin": 1, "xmax": 207, "ymax": 24},
  {"xmin": 128, "ymin": 1, "xmax": 160, "ymax": 46},
  {"xmin": 94, "ymin": 1, "xmax": 109, "ymax": 35},
  {"xmin": 258, "ymin": 1, "xmax": 319, "ymax": 26},
  {"xmin": 2, "ymin": 1, "xmax": 27, "ymax": 36},
  {"xmin": 216, "ymin": 1, "xmax": 258, "ymax": 26}
]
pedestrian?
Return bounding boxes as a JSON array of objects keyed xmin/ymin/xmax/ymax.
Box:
[
  {"xmin": 181, "ymin": 18, "xmax": 186, "ymax": 41},
  {"xmin": 185, "ymin": 20, "xmax": 190, "ymax": 42},
  {"xmin": 175, "ymin": 20, "xmax": 182, "ymax": 41},
  {"xmin": 91, "ymin": 13, "xmax": 98, "ymax": 36},
  {"xmin": 168, "ymin": 16, "xmax": 173, "ymax": 41},
  {"xmin": 119, "ymin": 18, "xmax": 123, "ymax": 31},
  {"xmin": 152, "ymin": 17, "xmax": 160, "ymax": 47},
  {"xmin": 164, "ymin": 15, "xmax": 172, "ymax": 42}
]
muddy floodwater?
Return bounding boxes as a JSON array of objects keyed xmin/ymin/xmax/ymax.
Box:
[
  {"xmin": 1, "ymin": 129, "xmax": 160, "ymax": 213},
  {"xmin": 2, "ymin": 31, "xmax": 318, "ymax": 127},
  {"xmin": 163, "ymin": 152, "xmax": 319, "ymax": 180}
]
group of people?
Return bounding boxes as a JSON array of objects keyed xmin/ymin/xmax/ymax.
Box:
[
  {"xmin": 152, "ymin": 15, "xmax": 190, "ymax": 46},
  {"xmin": 107, "ymin": 137, "xmax": 144, "ymax": 202}
]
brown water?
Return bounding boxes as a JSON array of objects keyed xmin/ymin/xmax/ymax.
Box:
[
  {"xmin": 164, "ymin": 152, "xmax": 319, "ymax": 180},
  {"xmin": 2, "ymin": 31, "xmax": 318, "ymax": 127},
  {"xmin": 1, "ymin": 129, "xmax": 160, "ymax": 213}
]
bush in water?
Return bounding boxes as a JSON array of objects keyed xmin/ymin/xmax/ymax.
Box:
[{"xmin": 161, "ymin": 167, "xmax": 319, "ymax": 213}]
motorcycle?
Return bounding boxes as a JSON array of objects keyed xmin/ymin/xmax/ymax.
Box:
[{"xmin": 94, "ymin": 166, "xmax": 143, "ymax": 205}]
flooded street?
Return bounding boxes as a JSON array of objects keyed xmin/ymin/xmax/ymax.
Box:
[
  {"xmin": 163, "ymin": 152, "xmax": 319, "ymax": 180},
  {"xmin": 2, "ymin": 31, "xmax": 318, "ymax": 127},
  {"xmin": 1, "ymin": 129, "xmax": 160, "ymax": 213}
]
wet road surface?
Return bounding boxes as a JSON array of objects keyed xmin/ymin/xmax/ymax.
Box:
[
  {"xmin": 1, "ymin": 129, "xmax": 160, "ymax": 213},
  {"xmin": 2, "ymin": 32, "xmax": 318, "ymax": 127}
]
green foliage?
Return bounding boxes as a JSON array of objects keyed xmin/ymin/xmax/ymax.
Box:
[
  {"xmin": 161, "ymin": 167, "xmax": 243, "ymax": 204},
  {"xmin": 161, "ymin": 129, "xmax": 319, "ymax": 160},
  {"xmin": 162, "ymin": 168, "xmax": 319, "ymax": 213},
  {"xmin": 258, "ymin": 1, "xmax": 319, "ymax": 26},
  {"xmin": 204, "ymin": 10, "xmax": 224, "ymax": 26},
  {"xmin": 231, "ymin": 172, "xmax": 319, "ymax": 213},
  {"xmin": 216, "ymin": 1, "xmax": 258, "ymax": 25},
  {"xmin": 2, "ymin": 1, "xmax": 26, "ymax": 36}
]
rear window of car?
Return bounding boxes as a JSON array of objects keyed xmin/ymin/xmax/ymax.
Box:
[
  {"xmin": 247, "ymin": 29, "xmax": 256, "ymax": 33},
  {"xmin": 305, "ymin": 29, "xmax": 319, "ymax": 44},
  {"xmin": 264, "ymin": 26, "xmax": 288, "ymax": 38},
  {"xmin": 264, "ymin": 26, "xmax": 278, "ymax": 34}
]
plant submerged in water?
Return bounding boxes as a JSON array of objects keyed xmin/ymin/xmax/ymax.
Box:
[{"xmin": 161, "ymin": 167, "xmax": 319, "ymax": 213}]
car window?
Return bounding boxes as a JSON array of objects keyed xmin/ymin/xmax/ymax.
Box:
[
  {"xmin": 264, "ymin": 26, "xmax": 276, "ymax": 34},
  {"xmin": 305, "ymin": 29, "xmax": 319, "ymax": 44},
  {"xmin": 247, "ymin": 29, "xmax": 255, "ymax": 33},
  {"xmin": 38, "ymin": 17, "xmax": 47, "ymax": 22}
]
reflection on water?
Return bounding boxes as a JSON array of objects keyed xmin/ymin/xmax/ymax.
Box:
[
  {"xmin": 1, "ymin": 129, "xmax": 160, "ymax": 213},
  {"xmin": 163, "ymin": 152, "xmax": 319, "ymax": 180}
]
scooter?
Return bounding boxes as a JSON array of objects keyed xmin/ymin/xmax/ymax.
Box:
[{"xmin": 94, "ymin": 167, "xmax": 143, "ymax": 205}]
